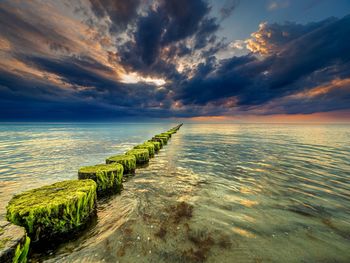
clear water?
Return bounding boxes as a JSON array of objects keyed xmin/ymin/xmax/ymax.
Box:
[{"xmin": 0, "ymin": 123, "xmax": 349, "ymax": 262}]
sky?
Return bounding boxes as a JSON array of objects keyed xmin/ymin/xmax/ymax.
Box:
[{"xmin": 0, "ymin": 0, "xmax": 350, "ymax": 122}]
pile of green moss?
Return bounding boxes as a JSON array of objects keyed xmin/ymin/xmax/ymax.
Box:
[
  {"xmin": 12, "ymin": 235, "xmax": 30, "ymax": 263},
  {"xmin": 0, "ymin": 221, "xmax": 30, "ymax": 263},
  {"xmin": 133, "ymin": 142, "xmax": 155, "ymax": 157},
  {"xmin": 126, "ymin": 149, "xmax": 149, "ymax": 165},
  {"xmin": 153, "ymin": 135, "xmax": 168, "ymax": 145},
  {"xmin": 149, "ymin": 138, "xmax": 163, "ymax": 148},
  {"xmin": 160, "ymin": 132, "xmax": 172, "ymax": 138},
  {"xmin": 147, "ymin": 140, "xmax": 161, "ymax": 152},
  {"xmin": 105, "ymin": 154, "xmax": 136, "ymax": 174},
  {"xmin": 6, "ymin": 180, "xmax": 97, "ymax": 242},
  {"xmin": 78, "ymin": 163, "xmax": 123, "ymax": 195}
]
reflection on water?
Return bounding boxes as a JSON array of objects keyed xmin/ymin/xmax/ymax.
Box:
[{"xmin": 1, "ymin": 123, "xmax": 350, "ymax": 262}]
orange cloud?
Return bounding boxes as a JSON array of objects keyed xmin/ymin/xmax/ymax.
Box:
[
  {"xmin": 181, "ymin": 110, "xmax": 350, "ymax": 123},
  {"xmin": 245, "ymin": 22, "xmax": 272, "ymax": 55},
  {"xmin": 0, "ymin": 37, "xmax": 11, "ymax": 51},
  {"xmin": 290, "ymin": 78, "xmax": 350, "ymax": 99}
]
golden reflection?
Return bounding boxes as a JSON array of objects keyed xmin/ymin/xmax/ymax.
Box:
[
  {"xmin": 253, "ymin": 168, "xmax": 266, "ymax": 173},
  {"xmin": 239, "ymin": 199, "xmax": 259, "ymax": 207},
  {"xmin": 231, "ymin": 227, "xmax": 256, "ymax": 238},
  {"xmin": 177, "ymin": 195, "xmax": 195, "ymax": 203},
  {"xmin": 287, "ymin": 187, "xmax": 317, "ymax": 198},
  {"xmin": 177, "ymin": 109, "xmax": 350, "ymax": 123},
  {"xmin": 240, "ymin": 187, "xmax": 252, "ymax": 194},
  {"xmin": 239, "ymin": 185, "xmax": 262, "ymax": 195}
]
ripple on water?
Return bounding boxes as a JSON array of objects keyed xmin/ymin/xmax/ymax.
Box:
[{"xmin": 1, "ymin": 123, "xmax": 350, "ymax": 262}]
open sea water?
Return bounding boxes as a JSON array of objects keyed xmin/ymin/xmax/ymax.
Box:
[{"xmin": 0, "ymin": 123, "xmax": 349, "ymax": 262}]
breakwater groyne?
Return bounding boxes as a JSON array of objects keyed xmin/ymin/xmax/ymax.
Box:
[{"xmin": 0, "ymin": 124, "xmax": 183, "ymax": 263}]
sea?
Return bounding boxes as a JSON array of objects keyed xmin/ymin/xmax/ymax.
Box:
[{"xmin": 0, "ymin": 122, "xmax": 349, "ymax": 262}]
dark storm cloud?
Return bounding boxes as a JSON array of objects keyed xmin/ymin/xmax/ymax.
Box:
[
  {"xmin": 0, "ymin": 5, "xmax": 74, "ymax": 55},
  {"xmin": 194, "ymin": 17, "xmax": 220, "ymax": 49},
  {"xmin": 160, "ymin": 0, "xmax": 211, "ymax": 45},
  {"xmin": 0, "ymin": 68, "xmax": 69, "ymax": 102},
  {"xmin": 117, "ymin": 0, "xmax": 221, "ymax": 76},
  {"xmin": 13, "ymin": 54, "xmax": 169, "ymax": 108},
  {"xmin": 0, "ymin": 0, "xmax": 173, "ymax": 120},
  {"xmin": 134, "ymin": 10, "xmax": 164, "ymax": 66},
  {"xmin": 88, "ymin": 0, "xmax": 141, "ymax": 32},
  {"xmin": 246, "ymin": 17, "xmax": 338, "ymax": 55},
  {"xmin": 0, "ymin": 97, "xmax": 134, "ymax": 121},
  {"xmin": 259, "ymin": 78, "xmax": 350, "ymax": 115},
  {"xmin": 22, "ymin": 55, "xmax": 118, "ymax": 91},
  {"xmin": 0, "ymin": 57, "xmax": 171, "ymax": 121},
  {"xmin": 175, "ymin": 54, "xmax": 256, "ymax": 105},
  {"xmin": 0, "ymin": 0, "xmax": 349, "ymax": 120},
  {"xmin": 175, "ymin": 15, "xmax": 350, "ymax": 114}
]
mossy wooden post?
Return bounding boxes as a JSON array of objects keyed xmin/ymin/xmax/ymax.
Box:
[
  {"xmin": 6, "ymin": 180, "xmax": 97, "ymax": 242},
  {"xmin": 149, "ymin": 138, "xmax": 163, "ymax": 148},
  {"xmin": 126, "ymin": 149, "xmax": 149, "ymax": 165},
  {"xmin": 154, "ymin": 135, "xmax": 168, "ymax": 145},
  {"xmin": 147, "ymin": 140, "xmax": 161, "ymax": 152},
  {"xmin": 171, "ymin": 124, "xmax": 182, "ymax": 132},
  {"xmin": 105, "ymin": 154, "xmax": 136, "ymax": 175},
  {"xmin": 160, "ymin": 132, "xmax": 172, "ymax": 138},
  {"xmin": 0, "ymin": 221, "xmax": 30, "ymax": 263},
  {"xmin": 133, "ymin": 142, "xmax": 155, "ymax": 157},
  {"xmin": 78, "ymin": 163, "xmax": 123, "ymax": 195}
]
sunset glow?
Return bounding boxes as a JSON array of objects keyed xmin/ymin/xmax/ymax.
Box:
[
  {"xmin": 0, "ymin": 0, "xmax": 349, "ymax": 121},
  {"xmin": 120, "ymin": 72, "xmax": 166, "ymax": 86}
]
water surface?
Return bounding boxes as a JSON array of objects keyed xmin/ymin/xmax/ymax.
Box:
[{"xmin": 0, "ymin": 123, "xmax": 349, "ymax": 262}]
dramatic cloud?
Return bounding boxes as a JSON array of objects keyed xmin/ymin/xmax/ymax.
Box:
[
  {"xmin": 174, "ymin": 14, "xmax": 350, "ymax": 115},
  {"xmin": 89, "ymin": 0, "xmax": 141, "ymax": 32},
  {"xmin": 0, "ymin": 0, "xmax": 349, "ymax": 120},
  {"xmin": 117, "ymin": 0, "xmax": 221, "ymax": 76}
]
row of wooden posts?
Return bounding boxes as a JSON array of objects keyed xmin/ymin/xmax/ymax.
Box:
[{"xmin": 0, "ymin": 124, "xmax": 183, "ymax": 263}]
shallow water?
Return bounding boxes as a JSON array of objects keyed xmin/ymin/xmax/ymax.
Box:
[{"xmin": 1, "ymin": 123, "xmax": 350, "ymax": 262}]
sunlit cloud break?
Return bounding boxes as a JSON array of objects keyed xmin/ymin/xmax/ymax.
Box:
[{"xmin": 0, "ymin": 0, "xmax": 349, "ymax": 121}]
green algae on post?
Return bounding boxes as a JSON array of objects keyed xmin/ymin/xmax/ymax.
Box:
[
  {"xmin": 154, "ymin": 135, "xmax": 168, "ymax": 145},
  {"xmin": 12, "ymin": 235, "xmax": 30, "ymax": 263},
  {"xmin": 160, "ymin": 132, "xmax": 172, "ymax": 138},
  {"xmin": 158, "ymin": 133, "xmax": 171, "ymax": 139},
  {"xmin": 0, "ymin": 221, "xmax": 29, "ymax": 263},
  {"xmin": 147, "ymin": 140, "xmax": 161, "ymax": 152},
  {"xmin": 126, "ymin": 149, "xmax": 149, "ymax": 165},
  {"xmin": 6, "ymin": 180, "xmax": 97, "ymax": 242},
  {"xmin": 78, "ymin": 163, "xmax": 124, "ymax": 195},
  {"xmin": 154, "ymin": 134, "xmax": 169, "ymax": 140},
  {"xmin": 149, "ymin": 138, "xmax": 163, "ymax": 148},
  {"xmin": 105, "ymin": 154, "xmax": 136, "ymax": 175},
  {"xmin": 152, "ymin": 136, "xmax": 167, "ymax": 145},
  {"xmin": 133, "ymin": 142, "xmax": 155, "ymax": 157}
]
